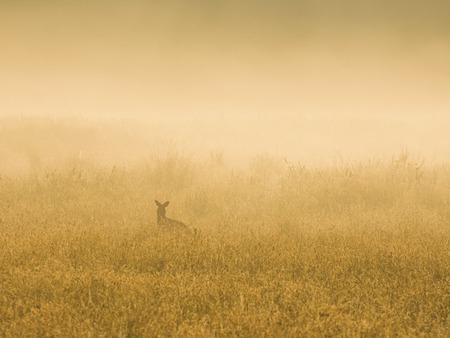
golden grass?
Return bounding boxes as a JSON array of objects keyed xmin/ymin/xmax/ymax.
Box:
[{"xmin": 0, "ymin": 128, "xmax": 449, "ymax": 336}]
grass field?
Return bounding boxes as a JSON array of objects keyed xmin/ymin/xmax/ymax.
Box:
[{"xmin": 0, "ymin": 119, "xmax": 449, "ymax": 337}]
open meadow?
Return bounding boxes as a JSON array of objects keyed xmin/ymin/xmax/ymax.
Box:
[
  {"xmin": 2, "ymin": 0, "xmax": 450, "ymax": 336},
  {"xmin": 0, "ymin": 118, "xmax": 449, "ymax": 337}
]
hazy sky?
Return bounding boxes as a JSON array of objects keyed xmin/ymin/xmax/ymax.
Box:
[
  {"xmin": 1, "ymin": 0, "xmax": 449, "ymax": 117},
  {"xmin": 1, "ymin": 1, "xmax": 449, "ymax": 164}
]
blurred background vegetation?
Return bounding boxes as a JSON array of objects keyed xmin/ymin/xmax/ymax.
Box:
[{"xmin": 0, "ymin": 117, "xmax": 448, "ymax": 336}]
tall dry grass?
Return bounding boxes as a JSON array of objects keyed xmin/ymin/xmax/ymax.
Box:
[{"xmin": 0, "ymin": 118, "xmax": 449, "ymax": 336}]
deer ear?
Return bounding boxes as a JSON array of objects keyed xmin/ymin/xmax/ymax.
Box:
[
  {"xmin": 163, "ymin": 201, "xmax": 170, "ymax": 207},
  {"xmin": 155, "ymin": 200, "xmax": 161, "ymax": 206}
]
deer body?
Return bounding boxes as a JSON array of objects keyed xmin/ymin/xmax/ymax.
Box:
[{"xmin": 155, "ymin": 200, "xmax": 190, "ymax": 231}]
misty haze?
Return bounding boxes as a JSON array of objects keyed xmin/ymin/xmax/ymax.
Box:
[{"xmin": 0, "ymin": 1, "xmax": 449, "ymax": 337}]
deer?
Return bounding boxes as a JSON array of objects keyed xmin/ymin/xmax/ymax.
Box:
[{"xmin": 155, "ymin": 200, "xmax": 191, "ymax": 232}]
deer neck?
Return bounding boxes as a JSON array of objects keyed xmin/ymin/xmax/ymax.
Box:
[{"xmin": 157, "ymin": 213, "xmax": 166, "ymax": 225}]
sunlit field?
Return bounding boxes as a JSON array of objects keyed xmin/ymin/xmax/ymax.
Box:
[{"xmin": 0, "ymin": 118, "xmax": 448, "ymax": 337}]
